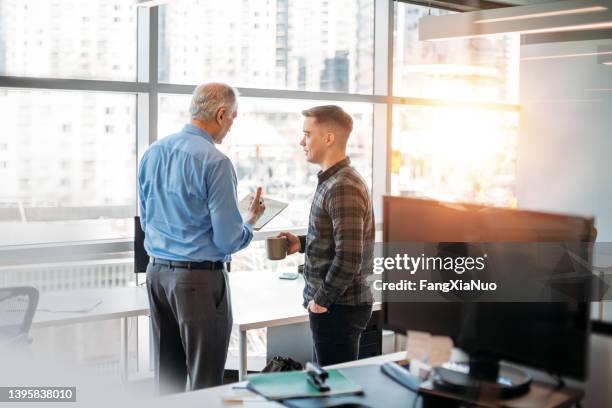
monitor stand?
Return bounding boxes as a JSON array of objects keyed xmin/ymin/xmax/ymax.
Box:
[{"xmin": 431, "ymin": 356, "xmax": 532, "ymax": 400}]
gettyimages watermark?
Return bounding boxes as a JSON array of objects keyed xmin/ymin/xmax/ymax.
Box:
[{"xmin": 362, "ymin": 242, "xmax": 612, "ymax": 303}]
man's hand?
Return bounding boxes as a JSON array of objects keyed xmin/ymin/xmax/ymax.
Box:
[
  {"xmin": 246, "ymin": 187, "xmax": 265, "ymax": 226},
  {"xmin": 277, "ymin": 232, "xmax": 301, "ymax": 255},
  {"xmin": 308, "ymin": 300, "xmax": 328, "ymax": 314}
]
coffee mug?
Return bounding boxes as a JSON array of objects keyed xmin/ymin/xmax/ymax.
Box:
[{"xmin": 266, "ymin": 236, "xmax": 288, "ymax": 260}]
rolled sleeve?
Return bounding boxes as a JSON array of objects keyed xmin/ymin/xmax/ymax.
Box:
[{"xmin": 313, "ymin": 184, "xmax": 366, "ymax": 308}]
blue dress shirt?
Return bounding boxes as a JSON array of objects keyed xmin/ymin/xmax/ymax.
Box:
[{"xmin": 138, "ymin": 124, "xmax": 253, "ymax": 262}]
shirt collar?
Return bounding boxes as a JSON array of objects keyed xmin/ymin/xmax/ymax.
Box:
[
  {"xmin": 182, "ymin": 123, "xmax": 215, "ymax": 145},
  {"xmin": 317, "ymin": 157, "xmax": 351, "ymax": 184}
]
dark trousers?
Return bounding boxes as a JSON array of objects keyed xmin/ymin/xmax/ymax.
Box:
[
  {"xmin": 309, "ymin": 304, "xmax": 372, "ymax": 366},
  {"xmin": 146, "ymin": 263, "xmax": 232, "ymax": 394}
]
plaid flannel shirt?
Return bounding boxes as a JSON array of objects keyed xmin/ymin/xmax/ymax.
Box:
[{"xmin": 299, "ymin": 157, "xmax": 374, "ymax": 308}]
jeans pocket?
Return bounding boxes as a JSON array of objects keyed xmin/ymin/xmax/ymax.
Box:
[{"xmin": 349, "ymin": 306, "xmax": 372, "ymax": 332}]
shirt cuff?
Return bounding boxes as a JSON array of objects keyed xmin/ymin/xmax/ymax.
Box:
[
  {"xmin": 298, "ymin": 235, "xmax": 306, "ymax": 253},
  {"xmin": 313, "ymin": 286, "xmax": 337, "ymax": 308}
]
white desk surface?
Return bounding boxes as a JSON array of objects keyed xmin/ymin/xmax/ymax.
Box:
[
  {"xmin": 160, "ymin": 351, "xmax": 407, "ymax": 408},
  {"xmin": 229, "ymin": 271, "xmax": 308, "ymax": 331},
  {"xmin": 32, "ymin": 286, "xmax": 150, "ymax": 328},
  {"xmin": 230, "ymin": 271, "xmax": 381, "ymax": 331},
  {"xmin": 31, "ymin": 270, "xmax": 379, "ymax": 331}
]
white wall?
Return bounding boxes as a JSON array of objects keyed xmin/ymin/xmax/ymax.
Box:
[{"xmin": 518, "ymin": 37, "xmax": 612, "ymax": 407}]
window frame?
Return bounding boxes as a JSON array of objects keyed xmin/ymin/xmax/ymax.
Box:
[{"xmin": 0, "ymin": 0, "xmax": 518, "ymax": 258}]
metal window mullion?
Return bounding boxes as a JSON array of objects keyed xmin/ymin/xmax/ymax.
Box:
[
  {"xmin": 0, "ymin": 76, "xmax": 146, "ymax": 93},
  {"xmin": 0, "ymin": 74, "xmax": 519, "ymax": 112},
  {"xmin": 371, "ymin": 0, "xmax": 393, "ymax": 224},
  {"xmin": 156, "ymin": 84, "xmax": 519, "ymax": 111},
  {"xmin": 157, "ymin": 83, "xmax": 387, "ymax": 103},
  {"xmin": 136, "ymin": 5, "xmax": 151, "ymax": 197},
  {"xmin": 135, "ymin": 6, "xmax": 153, "ymax": 288},
  {"xmin": 148, "ymin": 6, "xmax": 159, "ymax": 145},
  {"xmin": 386, "ymin": 1, "xmax": 395, "ymax": 198},
  {"xmin": 136, "ymin": 6, "xmax": 154, "ymax": 176}
]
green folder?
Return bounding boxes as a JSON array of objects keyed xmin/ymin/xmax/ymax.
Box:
[{"xmin": 248, "ymin": 369, "xmax": 363, "ymax": 400}]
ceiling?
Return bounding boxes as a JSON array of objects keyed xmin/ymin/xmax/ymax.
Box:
[{"xmin": 399, "ymin": 0, "xmax": 566, "ymax": 12}]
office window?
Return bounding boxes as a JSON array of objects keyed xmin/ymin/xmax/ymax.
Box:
[
  {"xmin": 158, "ymin": 0, "xmax": 374, "ymax": 94},
  {"xmin": 0, "ymin": 89, "xmax": 137, "ymax": 246},
  {"xmin": 158, "ymin": 94, "xmax": 373, "ymax": 228},
  {"xmin": 391, "ymin": 105, "xmax": 518, "ymax": 207},
  {"xmin": 0, "ymin": 0, "xmax": 138, "ymax": 80},
  {"xmin": 393, "ymin": 3, "xmax": 519, "ymax": 104}
]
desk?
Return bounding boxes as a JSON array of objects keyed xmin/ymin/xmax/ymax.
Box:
[
  {"xmin": 158, "ymin": 352, "xmax": 407, "ymax": 408},
  {"xmin": 162, "ymin": 351, "xmax": 584, "ymax": 408},
  {"xmin": 31, "ymin": 272, "xmax": 380, "ymax": 382},
  {"xmin": 32, "ymin": 286, "xmax": 150, "ymax": 381}
]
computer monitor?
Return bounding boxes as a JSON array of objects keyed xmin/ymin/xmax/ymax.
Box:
[
  {"xmin": 134, "ymin": 216, "xmax": 149, "ymax": 273},
  {"xmin": 382, "ymin": 196, "xmax": 594, "ymax": 392}
]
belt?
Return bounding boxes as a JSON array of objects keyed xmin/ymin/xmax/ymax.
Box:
[{"xmin": 150, "ymin": 257, "xmax": 226, "ymax": 271}]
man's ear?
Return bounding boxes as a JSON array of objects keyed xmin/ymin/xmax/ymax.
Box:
[
  {"xmin": 216, "ymin": 107, "xmax": 226, "ymax": 124},
  {"xmin": 324, "ymin": 131, "xmax": 335, "ymax": 146}
]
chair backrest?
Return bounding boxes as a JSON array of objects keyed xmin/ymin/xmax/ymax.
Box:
[{"xmin": 0, "ymin": 286, "xmax": 39, "ymax": 341}]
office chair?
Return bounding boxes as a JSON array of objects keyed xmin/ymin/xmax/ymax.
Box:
[{"xmin": 0, "ymin": 286, "xmax": 39, "ymax": 348}]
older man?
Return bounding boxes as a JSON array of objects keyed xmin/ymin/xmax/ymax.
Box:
[
  {"xmin": 138, "ymin": 83, "xmax": 264, "ymax": 393},
  {"xmin": 279, "ymin": 105, "xmax": 374, "ymax": 366}
]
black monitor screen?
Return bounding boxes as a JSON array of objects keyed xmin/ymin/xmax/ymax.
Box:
[{"xmin": 382, "ymin": 196, "xmax": 594, "ymax": 380}]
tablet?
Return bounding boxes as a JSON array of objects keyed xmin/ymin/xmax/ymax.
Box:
[{"xmin": 239, "ymin": 193, "xmax": 288, "ymax": 231}]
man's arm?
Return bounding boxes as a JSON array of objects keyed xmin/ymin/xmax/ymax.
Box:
[
  {"xmin": 312, "ymin": 184, "xmax": 366, "ymax": 308},
  {"xmin": 206, "ymin": 157, "xmax": 254, "ymax": 254}
]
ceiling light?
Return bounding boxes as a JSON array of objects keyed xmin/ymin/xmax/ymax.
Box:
[
  {"xmin": 420, "ymin": 0, "xmax": 612, "ymax": 41},
  {"xmin": 475, "ymin": 6, "xmax": 608, "ymax": 24},
  {"xmin": 522, "ymin": 50, "xmax": 612, "ymax": 61}
]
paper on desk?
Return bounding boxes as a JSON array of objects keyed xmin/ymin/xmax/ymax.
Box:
[
  {"xmin": 221, "ymin": 388, "xmax": 268, "ymax": 406},
  {"xmin": 406, "ymin": 330, "xmax": 453, "ymax": 367},
  {"xmin": 37, "ymin": 296, "xmax": 102, "ymax": 314}
]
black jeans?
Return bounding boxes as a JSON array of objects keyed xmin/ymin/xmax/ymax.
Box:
[{"xmin": 309, "ymin": 303, "xmax": 373, "ymax": 366}]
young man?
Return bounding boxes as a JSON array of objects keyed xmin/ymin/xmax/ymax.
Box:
[
  {"xmin": 139, "ymin": 83, "xmax": 264, "ymax": 393},
  {"xmin": 279, "ymin": 105, "xmax": 374, "ymax": 366}
]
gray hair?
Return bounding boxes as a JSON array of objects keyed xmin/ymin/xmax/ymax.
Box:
[{"xmin": 189, "ymin": 83, "xmax": 239, "ymax": 122}]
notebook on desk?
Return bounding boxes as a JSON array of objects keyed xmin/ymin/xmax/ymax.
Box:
[
  {"xmin": 248, "ymin": 369, "xmax": 363, "ymax": 400},
  {"xmin": 280, "ymin": 365, "xmax": 419, "ymax": 408}
]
